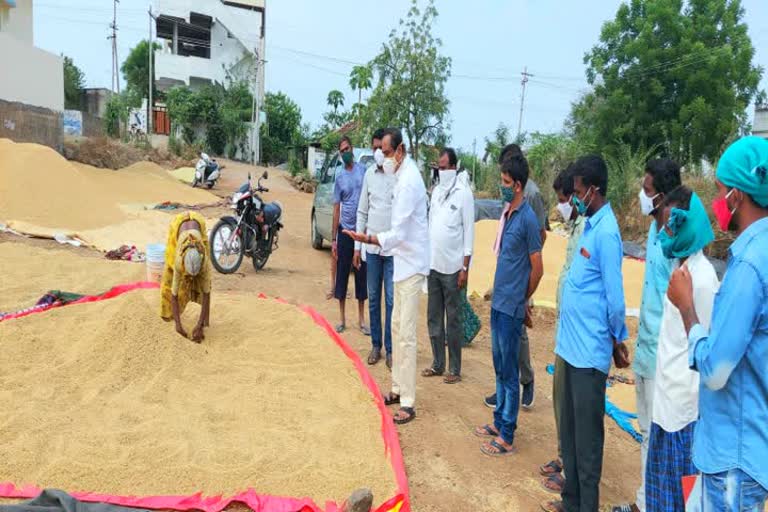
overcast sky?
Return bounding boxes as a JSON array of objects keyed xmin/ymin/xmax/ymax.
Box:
[{"xmin": 35, "ymin": 0, "xmax": 768, "ymax": 153}]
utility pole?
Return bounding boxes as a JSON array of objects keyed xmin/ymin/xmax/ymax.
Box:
[
  {"xmin": 148, "ymin": 6, "xmax": 153, "ymax": 136},
  {"xmin": 108, "ymin": 0, "xmax": 120, "ymax": 94},
  {"xmin": 251, "ymin": 49, "xmax": 260, "ymax": 165},
  {"xmin": 517, "ymin": 67, "xmax": 533, "ymax": 140}
]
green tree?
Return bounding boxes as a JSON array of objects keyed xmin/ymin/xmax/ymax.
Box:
[
  {"xmin": 261, "ymin": 91, "xmax": 303, "ymax": 164},
  {"xmin": 573, "ymin": 0, "xmax": 763, "ymax": 165},
  {"xmin": 367, "ymin": 0, "xmax": 451, "ymax": 158},
  {"xmin": 349, "ymin": 65, "xmax": 373, "ymax": 125},
  {"xmin": 63, "ymin": 55, "xmax": 85, "ymax": 110},
  {"xmin": 483, "ymin": 123, "xmax": 511, "ymax": 163},
  {"xmin": 121, "ymin": 40, "xmax": 162, "ymax": 107}
]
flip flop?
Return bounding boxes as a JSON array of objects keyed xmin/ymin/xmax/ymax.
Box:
[
  {"xmin": 393, "ymin": 407, "xmax": 416, "ymax": 425},
  {"xmin": 481, "ymin": 439, "xmax": 514, "ymax": 457},
  {"xmin": 421, "ymin": 367, "xmax": 444, "ymax": 377},
  {"xmin": 444, "ymin": 374, "xmax": 461, "ymax": 384},
  {"xmin": 539, "ymin": 459, "xmax": 563, "ymax": 476},
  {"xmin": 335, "ymin": 324, "xmax": 346, "ymax": 334},
  {"xmin": 473, "ymin": 424, "xmax": 499, "ymax": 438},
  {"xmin": 540, "ymin": 500, "xmax": 565, "ymax": 512},
  {"xmin": 359, "ymin": 325, "xmax": 371, "ymax": 336},
  {"xmin": 541, "ymin": 473, "xmax": 565, "ymax": 494},
  {"xmin": 383, "ymin": 392, "xmax": 400, "ymax": 406}
]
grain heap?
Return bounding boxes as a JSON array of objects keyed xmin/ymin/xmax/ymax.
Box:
[{"xmin": 0, "ymin": 290, "xmax": 396, "ymax": 504}]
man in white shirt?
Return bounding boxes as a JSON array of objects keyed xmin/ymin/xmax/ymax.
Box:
[
  {"xmin": 354, "ymin": 129, "xmax": 396, "ymax": 369},
  {"xmin": 646, "ymin": 186, "xmax": 718, "ymax": 512},
  {"xmin": 422, "ymin": 147, "xmax": 474, "ymax": 384},
  {"xmin": 344, "ymin": 127, "xmax": 430, "ymax": 425}
]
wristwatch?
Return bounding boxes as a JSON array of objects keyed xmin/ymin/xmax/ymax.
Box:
[{"xmin": 461, "ymin": 266, "xmax": 468, "ymax": 272}]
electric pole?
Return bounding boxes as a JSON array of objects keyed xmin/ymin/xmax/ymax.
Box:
[
  {"xmin": 108, "ymin": 0, "xmax": 120, "ymax": 94},
  {"xmin": 517, "ymin": 67, "xmax": 533, "ymax": 140},
  {"xmin": 148, "ymin": 6, "xmax": 153, "ymax": 136}
]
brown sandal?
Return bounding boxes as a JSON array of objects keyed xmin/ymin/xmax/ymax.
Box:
[
  {"xmin": 444, "ymin": 374, "xmax": 462, "ymax": 384},
  {"xmin": 540, "ymin": 500, "xmax": 564, "ymax": 512},
  {"xmin": 541, "ymin": 473, "xmax": 565, "ymax": 494},
  {"xmin": 539, "ymin": 458, "xmax": 563, "ymax": 476},
  {"xmin": 421, "ymin": 367, "xmax": 443, "ymax": 377}
]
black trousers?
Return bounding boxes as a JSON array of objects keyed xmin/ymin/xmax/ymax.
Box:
[
  {"xmin": 559, "ymin": 357, "xmax": 607, "ymax": 512},
  {"xmin": 427, "ymin": 270, "xmax": 463, "ymax": 376},
  {"xmin": 335, "ymin": 227, "xmax": 367, "ymax": 301}
]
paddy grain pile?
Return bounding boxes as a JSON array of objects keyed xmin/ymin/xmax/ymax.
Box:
[{"xmin": 0, "ymin": 290, "xmax": 396, "ymax": 504}]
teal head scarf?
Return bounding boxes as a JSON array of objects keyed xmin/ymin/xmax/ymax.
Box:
[
  {"xmin": 658, "ymin": 191, "xmax": 714, "ymax": 259},
  {"xmin": 716, "ymin": 136, "xmax": 768, "ymax": 207}
]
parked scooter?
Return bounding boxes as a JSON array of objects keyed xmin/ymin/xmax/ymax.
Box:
[{"xmin": 192, "ymin": 153, "xmax": 223, "ymax": 189}]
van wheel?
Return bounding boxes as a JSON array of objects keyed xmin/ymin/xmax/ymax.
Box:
[{"xmin": 311, "ymin": 212, "xmax": 323, "ymax": 250}]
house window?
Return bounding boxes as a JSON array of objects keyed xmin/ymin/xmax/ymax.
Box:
[{"xmin": 155, "ymin": 12, "xmax": 212, "ymax": 59}]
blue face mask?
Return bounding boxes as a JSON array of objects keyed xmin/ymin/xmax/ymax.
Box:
[
  {"xmin": 573, "ymin": 187, "xmax": 593, "ymax": 216},
  {"xmin": 500, "ymin": 185, "xmax": 515, "ymax": 203}
]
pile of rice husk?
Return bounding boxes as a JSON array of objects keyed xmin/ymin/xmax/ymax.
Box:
[
  {"xmin": 0, "ymin": 139, "xmax": 218, "ymax": 250},
  {"xmin": 0, "ymin": 290, "xmax": 396, "ymax": 504},
  {"xmin": 468, "ymin": 220, "xmax": 645, "ymax": 312},
  {"xmin": 169, "ymin": 166, "xmax": 196, "ymax": 184},
  {"xmin": 63, "ymin": 137, "xmax": 195, "ymax": 170},
  {"xmin": 0, "ymin": 242, "xmax": 143, "ymax": 313}
]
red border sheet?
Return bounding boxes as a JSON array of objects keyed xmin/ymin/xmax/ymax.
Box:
[{"xmin": 0, "ymin": 285, "xmax": 409, "ymax": 512}]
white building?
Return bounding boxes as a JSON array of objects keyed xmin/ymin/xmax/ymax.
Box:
[
  {"xmin": 754, "ymin": 105, "xmax": 768, "ymax": 140},
  {"xmin": 0, "ymin": 0, "xmax": 64, "ymax": 111},
  {"xmin": 152, "ymin": 0, "xmax": 265, "ymax": 161}
]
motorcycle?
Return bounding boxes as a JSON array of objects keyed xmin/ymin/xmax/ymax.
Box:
[
  {"xmin": 209, "ymin": 170, "xmax": 283, "ymax": 273},
  {"xmin": 192, "ymin": 153, "xmax": 222, "ymax": 189}
]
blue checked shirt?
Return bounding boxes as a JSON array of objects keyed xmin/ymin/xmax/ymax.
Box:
[
  {"xmin": 556, "ymin": 203, "xmax": 629, "ymax": 374},
  {"xmin": 688, "ymin": 216, "xmax": 768, "ymax": 491}
]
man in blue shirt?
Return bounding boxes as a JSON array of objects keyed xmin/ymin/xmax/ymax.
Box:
[
  {"xmin": 557, "ymin": 155, "xmax": 630, "ymax": 512},
  {"xmin": 332, "ymin": 136, "xmax": 368, "ymax": 334},
  {"xmin": 615, "ymin": 159, "xmax": 680, "ymax": 512},
  {"xmin": 473, "ymin": 152, "xmax": 543, "ymax": 456},
  {"xmin": 668, "ymin": 136, "xmax": 768, "ymax": 512}
]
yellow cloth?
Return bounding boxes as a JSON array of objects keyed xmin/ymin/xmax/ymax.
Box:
[{"xmin": 160, "ymin": 212, "xmax": 211, "ymax": 320}]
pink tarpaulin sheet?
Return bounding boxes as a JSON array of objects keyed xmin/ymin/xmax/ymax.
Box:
[{"xmin": 0, "ymin": 286, "xmax": 409, "ymax": 512}]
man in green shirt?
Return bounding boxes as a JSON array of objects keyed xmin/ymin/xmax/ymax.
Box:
[{"xmin": 540, "ymin": 166, "xmax": 585, "ymax": 511}]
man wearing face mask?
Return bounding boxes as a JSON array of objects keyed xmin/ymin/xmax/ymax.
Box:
[
  {"xmin": 484, "ymin": 143, "xmax": 549, "ymax": 412},
  {"xmin": 667, "ymin": 136, "xmax": 768, "ymax": 511},
  {"xmin": 422, "ymin": 147, "xmax": 474, "ymax": 384},
  {"xmin": 473, "ymin": 153, "xmax": 543, "ymax": 456},
  {"xmin": 344, "ymin": 127, "xmax": 430, "ymax": 426},
  {"xmin": 540, "ymin": 166, "xmax": 585, "ymax": 507},
  {"xmin": 332, "ymin": 136, "xmax": 368, "ymax": 335},
  {"xmin": 557, "ymin": 155, "xmax": 629, "ymax": 512},
  {"xmin": 355, "ymin": 129, "xmax": 395, "ymax": 368},
  {"xmin": 613, "ymin": 159, "xmax": 681, "ymax": 512},
  {"xmin": 645, "ymin": 186, "xmax": 718, "ymax": 512}
]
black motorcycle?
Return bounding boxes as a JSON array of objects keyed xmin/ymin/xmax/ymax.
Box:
[{"xmin": 209, "ymin": 171, "xmax": 283, "ymax": 273}]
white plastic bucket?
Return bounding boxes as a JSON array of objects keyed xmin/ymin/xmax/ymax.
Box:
[{"xmin": 146, "ymin": 243, "xmax": 166, "ymax": 283}]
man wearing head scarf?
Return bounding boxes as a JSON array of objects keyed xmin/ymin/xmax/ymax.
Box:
[
  {"xmin": 644, "ymin": 187, "xmax": 718, "ymax": 512},
  {"xmin": 668, "ymin": 136, "xmax": 768, "ymax": 511},
  {"xmin": 160, "ymin": 211, "xmax": 211, "ymax": 343}
]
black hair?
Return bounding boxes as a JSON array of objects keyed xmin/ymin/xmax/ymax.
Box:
[
  {"xmin": 645, "ymin": 158, "xmax": 682, "ymax": 195},
  {"xmin": 371, "ymin": 128, "xmax": 386, "ymax": 143},
  {"xmin": 662, "ymin": 185, "xmax": 693, "ymax": 210},
  {"xmin": 339, "ymin": 135, "xmax": 352, "ymax": 150},
  {"xmin": 498, "ymin": 143, "xmax": 523, "ymax": 164},
  {"xmin": 571, "ymin": 155, "xmax": 608, "ymax": 196},
  {"xmin": 440, "ymin": 147, "xmax": 458, "ymax": 167},
  {"xmin": 552, "ymin": 167, "xmax": 575, "ymax": 196},
  {"xmin": 500, "ymin": 153, "xmax": 529, "ymax": 188},
  {"xmin": 383, "ymin": 127, "xmax": 403, "ymax": 151}
]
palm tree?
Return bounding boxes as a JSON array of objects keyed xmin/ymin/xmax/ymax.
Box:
[
  {"xmin": 327, "ymin": 90, "xmax": 345, "ymax": 116},
  {"xmin": 348, "ymin": 65, "xmax": 372, "ymax": 125}
]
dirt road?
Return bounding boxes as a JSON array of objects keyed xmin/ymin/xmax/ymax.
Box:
[
  {"xmin": 2, "ymin": 160, "xmax": 641, "ymax": 511},
  {"xmin": 208, "ymin": 162, "xmax": 642, "ymax": 511}
]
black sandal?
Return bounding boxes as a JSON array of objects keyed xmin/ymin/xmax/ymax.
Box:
[
  {"xmin": 383, "ymin": 392, "xmax": 400, "ymax": 406},
  {"xmin": 393, "ymin": 407, "xmax": 416, "ymax": 425}
]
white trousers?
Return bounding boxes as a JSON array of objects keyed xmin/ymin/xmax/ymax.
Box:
[
  {"xmin": 635, "ymin": 372, "xmax": 655, "ymax": 512},
  {"xmin": 391, "ymin": 273, "xmax": 425, "ymax": 409}
]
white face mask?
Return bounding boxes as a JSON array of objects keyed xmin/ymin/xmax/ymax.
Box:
[
  {"xmin": 374, "ymin": 148, "xmax": 385, "ymax": 167},
  {"xmin": 382, "ymin": 157, "xmax": 397, "ymax": 175},
  {"xmin": 438, "ymin": 169, "xmax": 457, "ymax": 186},
  {"xmin": 639, "ymin": 188, "xmax": 659, "ymax": 216},
  {"xmin": 556, "ymin": 200, "xmax": 574, "ymax": 222}
]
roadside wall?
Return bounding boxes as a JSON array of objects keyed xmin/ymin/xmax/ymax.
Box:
[
  {"xmin": 0, "ymin": 32, "xmax": 63, "ymax": 112},
  {"xmin": 0, "ymin": 98, "xmax": 62, "ymax": 150}
]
